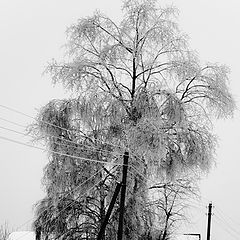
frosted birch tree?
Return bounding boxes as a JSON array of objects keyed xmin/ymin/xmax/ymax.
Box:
[{"xmin": 32, "ymin": 0, "xmax": 235, "ymax": 239}]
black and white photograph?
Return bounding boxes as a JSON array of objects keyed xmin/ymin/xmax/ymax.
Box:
[{"xmin": 0, "ymin": 1, "xmax": 239, "ymax": 239}]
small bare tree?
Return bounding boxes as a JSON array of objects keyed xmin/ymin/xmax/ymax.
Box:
[
  {"xmin": 148, "ymin": 178, "xmax": 198, "ymax": 240},
  {"xmin": 0, "ymin": 223, "xmax": 9, "ymax": 240}
]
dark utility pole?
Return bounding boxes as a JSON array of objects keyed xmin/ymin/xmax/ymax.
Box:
[
  {"xmin": 97, "ymin": 182, "xmax": 122, "ymax": 240},
  {"xmin": 35, "ymin": 226, "xmax": 41, "ymax": 240},
  {"xmin": 207, "ymin": 203, "xmax": 213, "ymax": 240},
  {"xmin": 97, "ymin": 151, "xmax": 129, "ymax": 240},
  {"xmin": 117, "ymin": 151, "xmax": 129, "ymax": 240}
]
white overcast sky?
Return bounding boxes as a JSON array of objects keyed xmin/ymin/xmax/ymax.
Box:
[{"xmin": 0, "ymin": 0, "xmax": 240, "ymax": 239}]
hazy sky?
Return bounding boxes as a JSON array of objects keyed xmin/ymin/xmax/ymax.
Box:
[{"xmin": 0, "ymin": 0, "xmax": 240, "ymax": 239}]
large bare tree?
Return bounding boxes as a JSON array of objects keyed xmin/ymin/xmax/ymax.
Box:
[{"xmin": 32, "ymin": 0, "xmax": 235, "ymax": 239}]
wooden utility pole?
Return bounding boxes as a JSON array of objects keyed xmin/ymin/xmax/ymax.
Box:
[
  {"xmin": 97, "ymin": 182, "xmax": 122, "ymax": 240},
  {"xmin": 206, "ymin": 203, "xmax": 213, "ymax": 240},
  {"xmin": 117, "ymin": 151, "xmax": 129, "ymax": 240},
  {"xmin": 35, "ymin": 226, "xmax": 41, "ymax": 240},
  {"xmin": 97, "ymin": 151, "xmax": 129, "ymax": 240}
]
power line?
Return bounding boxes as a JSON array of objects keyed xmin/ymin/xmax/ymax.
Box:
[
  {"xmin": 214, "ymin": 210, "xmax": 240, "ymax": 236},
  {"xmin": 215, "ymin": 205, "xmax": 240, "ymax": 229},
  {"xmin": 0, "ymin": 104, "xmax": 126, "ymax": 151},
  {"xmin": 129, "ymin": 165, "xmax": 207, "ymax": 227},
  {"xmin": 129, "ymin": 161, "xmax": 212, "ymax": 220},
  {"xmin": 0, "ymin": 103, "xmax": 148, "ymax": 163},
  {"xmin": 13, "ymin": 156, "xmax": 121, "ymax": 240},
  {"xmin": 185, "ymin": 200, "xmax": 206, "ymax": 211},
  {"xmin": 0, "ymin": 135, "xmax": 123, "ymax": 166},
  {"xmin": 0, "ymin": 125, "xmax": 29, "ymax": 137},
  {"xmin": 129, "ymin": 166, "xmax": 203, "ymax": 210},
  {"xmin": 0, "ymin": 117, "xmax": 26, "ymax": 128},
  {"xmin": 213, "ymin": 216, "xmax": 239, "ymax": 240},
  {"xmin": 15, "ymin": 175, "xmax": 108, "ymax": 240},
  {"xmin": 0, "ymin": 124, "xmax": 124, "ymax": 157},
  {"xmin": 129, "ymin": 157, "xmax": 205, "ymax": 208},
  {"xmin": 14, "ymin": 167, "xmax": 103, "ymax": 232},
  {"xmin": 130, "ymin": 164, "xmax": 196, "ymax": 197}
]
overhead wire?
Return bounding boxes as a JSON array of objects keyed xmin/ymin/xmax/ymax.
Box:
[
  {"xmin": 184, "ymin": 198, "xmax": 206, "ymax": 208},
  {"xmin": 0, "ymin": 106, "xmax": 132, "ymax": 238},
  {"xmin": 0, "ymin": 103, "xmax": 144, "ymax": 160},
  {"xmin": 14, "ymin": 177, "xmax": 105, "ymax": 240},
  {"xmin": 128, "ymin": 167, "xmax": 204, "ymax": 210},
  {"xmin": 14, "ymin": 167, "xmax": 104, "ymax": 232},
  {"xmin": 0, "ymin": 118, "xmax": 127, "ymax": 233},
  {"xmin": 9, "ymin": 162, "xmax": 154, "ymax": 238},
  {"xmin": 5, "ymin": 137, "xmax": 206, "ymax": 239},
  {"xmin": 214, "ymin": 208, "xmax": 240, "ymax": 236},
  {"xmin": 0, "ymin": 104, "xmax": 220, "ymax": 237},
  {"xmin": 1, "ymin": 112, "xmax": 217, "ymax": 209},
  {"xmin": 0, "ymin": 103, "xmax": 151, "ymax": 164},
  {"xmin": 0, "ymin": 115, "xmax": 124, "ymax": 157},
  {"xmin": 213, "ymin": 215, "xmax": 239, "ymax": 240},
  {"xmin": 0, "ymin": 135, "xmax": 124, "ymax": 166},
  {"xmin": 130, "ymin": 164, "xmax": 195, "ymax": 197},
  {"xmin": 214, "ymin": 204, "xmax": 240, "ymax": 228},
  {"xmin": 0, "ymin": 104, "xmax": 127, "ymax": 151},
  {"xmin": 129, "ymin": 164, "xmax": 208, "ymax": 223},
  {"xmin": 0, "ymin": 124, "xmax": 125, "ymax": 158},
  {"xmin": 0, "ymin": 116, "xmax": 26, "ymax": 128},
  {"xmin": 13, "ymin": 156, "xmax": 121, "ymax": 240},
  {"xmin": 0, "ymin": 122, "xmax": 129, "ymax": 234},
  {"xmin": 122, "ymin": 152, "xmax": 212, "ymax": 238}
]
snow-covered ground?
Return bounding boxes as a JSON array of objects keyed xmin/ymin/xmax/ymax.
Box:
[{"xmin": 7, "ymin": 231, "xmax": 35, "ymax": 240}]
